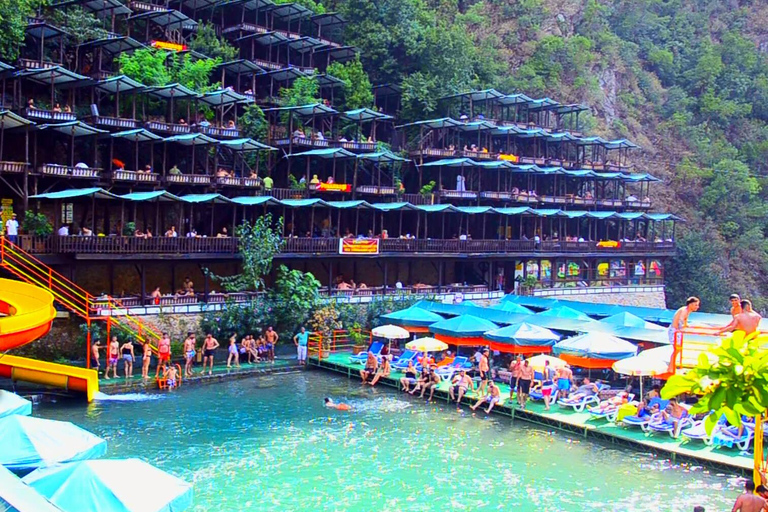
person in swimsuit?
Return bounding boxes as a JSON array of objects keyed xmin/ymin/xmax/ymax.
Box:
[
  {"xmin": 508, "ymin": 355, "xmax": 522, "ymax": 399},
  {"xmin": 668, "ymin": 296, "xmax": 700, "ymax": 344},
  {"xmin": 265, "ymin": 326, "xmax": 278, "ymax": 363},
  {"xmin": 541, "ymin": 360, "xmax": 557, "ymax": 410},
  {"xmin": 91, "ymin": 341, "xmax": 103, "ymax": 375},
  {"xmin": 183, "ymin": 333, "xmax": 196, "ymax": 378},
  {"xmin": 106, "ymin": 336, "xmax": 120, "ymax": 379},
  {"xmin": 716, "ymin": 299, "xmax": 763, "ymax": 336},
  {"xmin": 420, "ymin": 367, "xmax": 441, "ymax": 401},
  {"xmin": 517, "ymin": 359, "xmax": 534, "ymax": 408},
  {"xmin": 399, "ymin": 361, "xmax": 419, "ymax": 392},
  {"xmin": 476, "ymin": 349, "xmax": 490, "ymax": 397},
  {"xmin": 164, "ymin": 364, "xmax": 178, "ymax": 390},
  {"xmin": 368, "ymin": 355, "xmax": 391, "ymax": 386},
  {"xmin": 155, "ymin": 332, "xmax": 172, "ymax": 378},
  {"xmin": 141, "ymin": 341, "xmax": 152, "ymax": 380},
  {"xmin": 202, "ymin": 334, "xmax": 220, "ymax": 375},
  {"xmin": 324, "ymin": 397, "xmax": 350, "ymax": 411},
  {"xmin": 120, "ymin": 339, "xmax": 135, "ymax": 378},
  {"xmin": 471, "ymin": 381, "xmax": 501, "ymax": 414},
  {"xmin": 226, "ymin": 335, "xmax": 240, "ymax": 368},
  {"xmin": 359, "ymin": 351, "xmax": 378, "ymax": 383},
  {"xmin": 449, "ymin": 370, "xmax": 475, "ymax": 407},
  {"xmin": 556, "ymin": 364, "xmax": 573, "ymax": 400}
]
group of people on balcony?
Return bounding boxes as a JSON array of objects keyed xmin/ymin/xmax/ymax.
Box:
[
  {"xmin": 291, "ymin": 127, "xmax": 375, "ymax": 144},
  {"xmin": 27, "ymin": 98, "xmax": 72, "ymax": 114}
]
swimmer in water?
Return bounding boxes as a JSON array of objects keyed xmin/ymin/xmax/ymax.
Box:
[{"xmin": 324, "ymin": 397, "xmax": 351, "ymax": 411}]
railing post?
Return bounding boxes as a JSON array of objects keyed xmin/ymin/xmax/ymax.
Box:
[
  {"xmin": 85, "ymin": 318, "xmax": 91, "ymax": 369},
  {"xmin": 48, "ymin": 268, "xmax": 52, "ymax": 290}
]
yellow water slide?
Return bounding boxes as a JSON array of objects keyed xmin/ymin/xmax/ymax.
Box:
[{"xmin": 0, "ymin": 278, "xmax": 98, "ymax": 401}]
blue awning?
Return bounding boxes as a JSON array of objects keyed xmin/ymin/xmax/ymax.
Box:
[{"xmin": 0, "ymin": 390, "xmax": 32, "ymax": 419}]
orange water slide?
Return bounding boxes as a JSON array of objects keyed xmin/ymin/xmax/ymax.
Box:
[{"xmin": 0, "ymin": 278, "xmax": 98, "ymax": 401}]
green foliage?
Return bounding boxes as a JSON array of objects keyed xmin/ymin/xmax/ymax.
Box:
[
  {"xmin": 118, "ymin": 48, "xmax": 171, "ymax": 86},
  {"xmin": 48, "ymin": 7, "xmax": 107, "ymax": 46},
  {"xmin": 209, "ymin": 215, "xmax": 284, "ymax": 292},
  {"xmin": 326, "ymin": 57, "xmax": 374, "ymax": 110},
  {"xmin": 273, "ymin": 0, "xmax": 324, "ymax": 14},
  {"xmin": 22, "ymin": 211, "xmax": 53, "ymax": 237},
  {"xmin": 664, "ymin": 230, "xmax": 726, "ymax": 313},
  {"xmin": 419, "ymin": 180, "xmax": 436, "ymax": 197},
  {"xmin": 661, "ymin": 331, "xmax": 768, "ymax": 434},
  {"xmin": 267, "ymin": 265, "xmax": 321, "ymax": 338},
  {"xmin": 240, "ymin": 104, "xmax": 268, "ymax": 141},
  {"xmin": 122, "ymin": 221, "xmax": 136, "ymax": 237},
  {"xmin": 279, "ymin": 76, "xmax": 320, "ymax": 107},
  {"xmin": 188, "ymin": 23, "xmax": 238, "ymax": 61},
  {"xmin": 0, "ymin": 0, "xmax": 40, "ymax": 61},
  {"xmin": 169, "ymin": 53, "xmax": 221, "ymax": 93}
]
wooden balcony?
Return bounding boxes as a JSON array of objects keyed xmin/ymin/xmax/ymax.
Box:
[
  {"xmin": 21, "ymin": 235, "xmax": 677, "ymax": 257},
  {"xmin": 273, "ymin": 136, "xmax": 331, "ymax": 149},
  {"xmin": 222, "ymin": 22, "xmax": 269, "ymax": 35},
  {"xmin": 0, "ymin": 161, "xmax": 28, "ymax": 174},
  {"xmin": 460, "ymin": 150, "xmax": 494, "ymax": 160},
  {"xmin": 215, "ymin": 176, "xmax": 257, "ymax": 187},
  {"xmin": 597, "ymin": 198, "xmax": 624, "ymax": 208},
  {"xmin": 264, "ymin": 188, "xmax": 306, "ymax": 200},
  {"xmin": 39, "ymin": 164, "xmax": 101, "ymax": 179},
  {"xmin": 409, "ymin": 148, "xmax": 455, "ymax": 159},
  {"xmin": 355, "ymin": 185, "xmax": 396, "ymax": 196},
  {"xmin": 18, "ymin": 58, "xmax": 59, "ymax": 70},
  {"xmin": 129, "ymin": 0, "xmax": 166, "ymax": 12},
  {"xmin": 89, "ymin": 115, "xmax": 138, "ymax": 130},
  {"xmin": 340, "ymin": 141, "xmax": 377, "ymax": 152},
  {"xmin": 165, "ymin": 173, "xmax": 212, "ymax": 186},
  {"xmin": 480, "ymin": 191, "xmax": 512, "ymax": 201},
  {"xmin": 145, "ymin": 121, "xmax": 191, "ymax": 134},
  {"xmin": 251, "ymin": 58, "xmax": 282, "ymax": 71},
  {"xmin": 24, "ymin": 108, "xmax": 76, "ymax": 122},
  {"xmin": 440, "ymin": 189, "xmax": 478, "ymax": 200},
  {"xmin": 197, "ymin": 125, "xmax": 241, "ymax": 138},
  {"xmin": 402, "ymin": 193, "xmax": 434, "ymax": 205},
  {"xmin": 112, "ymin": 169, "xmax": 160, "ymax": 183}
]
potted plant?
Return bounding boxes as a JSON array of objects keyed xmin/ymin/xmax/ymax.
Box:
[
  {"xmin": 122, "ymin": 221, "xmax": 136, "ymax": 236},
  {"xmin": 419, "ymin": 180, "xmax": 436, "ymax": 202},
  {"xmin": 22, "ymin": 211, "xmax": 53, "ymax": 251},
  {"xmin": 288, "ymin": 174, "xmax": 307, "ymax": 198},
  {"xmin": 394, "ymin": 176, "xmax": 405, "ymax": 198},
  {"xmin": 309, "ymin": 305, "xmax": 341, "ymax": 358},
  {"xmin": 349, "ymin": 322, "xmax": 367, "ymax": 354}
]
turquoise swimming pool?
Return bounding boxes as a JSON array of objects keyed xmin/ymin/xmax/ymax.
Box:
[{"xmin": 36, "ymin": 372, "xmax": 739, "ymax": 511}]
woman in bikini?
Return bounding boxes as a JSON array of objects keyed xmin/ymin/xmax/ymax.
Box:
[{"xmin": 141, "ymin": 341, "xmax": 152, "ymax": 380}]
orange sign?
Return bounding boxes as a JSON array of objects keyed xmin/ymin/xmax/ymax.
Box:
[
  {"xmin": 151, "ymin": 40, "xmax": 187, "ymax": 52},
  {"xmin": 596, "ymin": 241, "xmax": 621, "ymax": 248},
  {"xmin": 339, "ymin": 238, "xmax": 379, "ymax": 255},
  {"xmin": 316, "ymin": 182, "xmax": 351, "ymax": 193}
]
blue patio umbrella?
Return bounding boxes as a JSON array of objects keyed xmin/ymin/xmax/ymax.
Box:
[
  {"xmin": 0, "ymin": 390, "xmax": 32, "ymax": 419},
  {"xmin": 429, "ymin": 315, "xmax": 498, "ymax": 338},
  {"xmin": 554, "ymin": 333, "xmax": 638, "ymax": 360},
  {"xmin": 483, "ymin": 322, "xmax": 560, "ymax": 347},
  {"xmin": 536, "ymin": 306, "xmax": 592, "ymax": 321},
  {"xmin": 599, "ymin": 312, "xmax": 664, "ymax": 330},
  {"xmin": 380, "ymin": 306, "xmax": 444, "ymax": 327},
  {"xmin": 23, "ymin": 459, "xmax": 193, "ymax": 512},
  {"xmin": 489, "ymin": 302, "xmax": 534, "ymax": 315},
  {"xmin": 0, "ymin": 465, "xmax": 63, "ymax": 512},
  {"xmin": 0, "ymin": 415, "xmax": 107, "ymax": 472}
]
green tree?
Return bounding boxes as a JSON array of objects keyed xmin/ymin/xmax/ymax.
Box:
[
  {"xmin": 240, "ymin": 104, "xmax": 268, "ymax": 141},
  {"xmin": 170, "ymin": 53, "xmax": 220, "ymax": 93},
  {"xmin": 188, "ymin": 22, "xmax": 238, "ymax": 61},
  {"xmin": 209, "ymin": 215, "xmax": 284, "ymax": 292},
  {"xmin": 326, "ymin": 57, "xmax": 373, "ymax": 110},
  {"xmin": 0, "ymin": 0, "xmax": 40, "ymax": 61},
  {"xmin": 268, "ymin": 265, "xmax": 321, "ymax": 337},
  {"xmin": 665, "ymin": 230, "xmax": 726, "ymax": 312},
  {"xmin": 118, "ymin": 48, "xmax": 171, "ymax": 86},
  {"xmin": 279, "ymin": 75, "xmax": 320, "ymax": 107}
]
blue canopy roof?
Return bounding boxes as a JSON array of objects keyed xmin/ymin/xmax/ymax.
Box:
[
  {"xmin": 0, "ymin": 391, "xmax": 32, "ymax": 419},
  {"xmin": 379, "ymin": 306, "xmax": 444, "ymax": 327},
  {"xmin": 429, "ymin": 314, "xmax": 498, "ymax": 337},
  {"xmin": 0, "ymin": 416, "xmax": 107, "ymax": 472},
  {"xmin": 483, "ymin": 322, "xmax": 560, "ymax": 347},
  {"xmin": 535, "ymin": 306, "xmax": 592, "ymax": 321},
  {"xmin": 23, "ymin": 459, "xmax": 193, "ymax": 512},
  {"xmin": 599, "ymin": 312, "xmax": 664, "ymax": 330},
  {"xmin": 488, "ymin": 302, "xmax": 534, "ymax": 315},
  {"xmin": 0, "ymin": 465, "xmax": 63, "ymax": 512},
  {"xmin": 554, "ymin": 333, "xmax": 638, "ymax": 360}
]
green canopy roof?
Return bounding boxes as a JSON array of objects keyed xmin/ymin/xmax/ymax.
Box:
[
  {"xmin": 429, "ymin": 314, "xmax": 498, "ymax": 337},
  {"xmin": 218, "ymin": 138, "xmax": 275, "ymax": 151},
  {"xmin": 230, "ymin": 196, "xmax": 281, "ymax": 206},
  {"xmin": 111, "ymin": 129, "xmax": 163, "ymax": 142},
  {"xmin": 217, "ymin": 59, "xmax": 265, "ymax": 75},
  {"xmin": 456, "ymin": 206, "xmax": 494, "ymax": 214},
  {"xmin": 287, "ymin": 148, "xmax": 356, "ymax": 159},
  {"xmin": 342, "ymin": 107, "xmax": 393, "ymax": 122},
  {"xmin": 280, "ymin": 198, "xmax": 330, "ymax": 208},
  {"xmin": 356, "ymin": 151, "xmax": 408, "ymax": 164},
  {"xmin": 164, "ymin": 133, "xmax": 219, "ymax": 146},
  {"xmin": 497, "ymin": 93, "xmax": 534, "ymax": 106},
  {"xmin": 369, "ymin": 202, "xmax": 418, "ymax": 212},
  {"xmin": 17, "ymin": 66, "xmax": 90, "ymax": 88},
  {"xmin": 395, "ymin": 118, "xmax": 462, "ymax": 129},
  {"xmin": 0, "ymin": 111, "xmax": 34, "ymax": 129},
  {"xmin": 39, "ymin": 122, "xmax": 107, "ymax": 137},
  {"xmin": 415, "ymin": 204, "xmax": 460, "ymax": 213},
  {"xmin": 599, "ymin": 312, "xmax": 664, "ymax": 330},
  {"xmin": 439, "ymin": 88, "xmax": 505, "ymax": 102},
  {"xmin": 489, "ymin": 302, "xmax": 534, "ymax": 315},
  {"xmin": 199, "ymin": 89, "xmax": 250, "ymax": 107},
  {"xmin": 262, "ymin": 103, "xmax": 337, "ymax": 117},
  {"xmin": 94, "ymin": 75, "xmax": 145, "ymax": 94},
  {"xmin": 326, "ymin": 200, "xmax": 373, "ymax": 209},
  {"xmin": 178, "ymin": 193, "xmax": 234, "ymax": 204},
  {"xmin": 379, "ymin": 306, "xmax": 444, "ymax": 327},
  {"xmin": 419, "ymin": 158, "xmax": 475, "ymax": 168},
  {"xmin": 119, "ymin": 191, "xmax": 181, "ymax": 202},
  {"xmin": 29, "ymin": 187, "xmax": 118, "ymax": 200},
  {"xmin": 495, "ymin": 207, "xmax": 533, "ymax": 216},
  {"xmin": 536, "ymin": 306, "xmax": 592, "ymax": 321},
  {"xmin": 147, "ymin": 83, "xmax": 199, "ymax": 100},
  {"xmin": 483, "ymin": 322, "xmax": 560, "ymax": 346}
]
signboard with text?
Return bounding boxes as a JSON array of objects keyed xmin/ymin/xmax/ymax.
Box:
[
  {"xmin": 315, "ymin": 182, "xmax": 351, "ymax": 193},
  {"xmin": 151, "ymin": 40, "xmax": 187, "ymax": 52},
  {"xmin": 339, "ymin": 238, "xmax": 379, "ymax": 255},
  {"xmin": 596, "ymin": 241, "xmax": 621, "ymax": 249}
]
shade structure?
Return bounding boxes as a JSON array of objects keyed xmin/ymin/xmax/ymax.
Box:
[
  {"xmin": 429, "ymin": 315, "xmax": 498, "ymax": 346},
  {"xmin": 526, "ymin": 354, "xmax": 567, "ymax": 372},
  {"xmin": 553, "ymin": 333, "xmax": 638, "ymax": 369},
  {"xmin": 405, "ymin": 337, "xmax": 448, "ymax": 353},
  {"xmin": 612, "ymin": 345, "xmax": 673, "ymax": 377},
  {"xmin": 527, "ymin": 306, "xmax": 604, "ymax": 333},
  {"xmin": 0, "ymin": 465, "xmax": 63, "ymax": 512},
  {"xmin": 536, "ymin": 306, "xmax": 592, "ymax": 321},
  {"xmin": 379, "ymin": 306, "xmax": 443, "ymax": 333},
  {"xmin": 599, "ymin": 312, "xmax": 664, "ymax": 330},
  {"xmin": 483, "ymin": 322, "xmax": 560, "ymax": 354},
  {"xmin": 489, "ymin": 302, "xmax": 534, "ymax": 315},
  {"xmin": 0, "ymin": 390, "xmax": 32, "ymax": 419},
  {"xmin": 23, "ymin": 459, "xmax": 193, "ymax": 512},
  {"xmin": 371, "ymin": 324, "xmax": 410, "ymax": 340},
  {"xmin": 0, "ymin": 416, "xmax": 107, "ymax": 472}
]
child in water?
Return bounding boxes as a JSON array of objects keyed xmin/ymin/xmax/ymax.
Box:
[
  {"xmin": 163, "ymin": 364, "xmax": 178, "ymax": 390},
  {"xmin": 324, "ymin": 397, "xmax": 351, "ymax": 411}
]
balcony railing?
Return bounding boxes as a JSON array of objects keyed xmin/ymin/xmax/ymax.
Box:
[
  {"xmin": 18, "ymin": 58, "xmax": 60, "ymax": 70},
  {"xmin": 165, "ymin": 173, "xmax": 212, "ymax": 186},
  {"xmin": 0, "ymin": 161, "xmax": 28, "ymax": 174},
  {"xmin": 19, "ymin": 235, "xmax": 676, "ymax": 256},
  {"xmin": 355, "ymin": 185, "xmax": 396, "ymax": 196},
  {"xmin": 112, "ymin": 170, "xmax": 160, "ymax": 183},
  {"xmin": 89, "ymin": 115, "xmax": 138, "ymax": 129},
  {"xmin": 440, "ymin": 190, "xmax": 478, "ymax": 200},
  {"xmin": 39, "ymin": 164, "xmax": 101, "ymax": 179},
  {"xmin": 196, "ymin": 125, "xmax": 241, "ymax": 138},
  {"xmin": 251, "ymin": 58, "xmax": 282, "ymax": 71},
  {"xmin": 24, "ymin": 107, "xmax": 76, "ymax": 122},
  {"xmin": 145, "ymin": 121, "xmax": 191, "ymax": 134}
]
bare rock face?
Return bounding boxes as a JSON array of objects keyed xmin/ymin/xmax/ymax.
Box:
[{"xmin": 598, "ymin": 67, "xmax": 617, "ymax": 124}]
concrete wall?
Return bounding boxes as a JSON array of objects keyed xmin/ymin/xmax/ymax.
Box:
[{"xmin": 534, "ymin": 286, "xmax": 666, "ymax": 308}]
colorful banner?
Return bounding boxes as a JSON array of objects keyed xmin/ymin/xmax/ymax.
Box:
[
  {"xmin": 151, "ymin": 40, "xmax": 187, "ymax": 52},
  {"xmin": 596, "ymin": 240, "xmax": 621, "ymax": 248},
  {"xmin": 339, "ymin": 238, "xmax": 379, "ymax": 255},
  {"xmin": 316, "ymin": 182, "xmax": 352, "ymax": 193}
]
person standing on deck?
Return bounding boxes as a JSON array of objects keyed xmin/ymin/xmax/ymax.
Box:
[
  {"xmin": 517, "ymin": 359, "xmax": 534, "ymax": 408},
  {"xmin": 120, "ymin": 339, "xmax": 135, "ymax": 378},
  {"xmin": 183, "ymin": 333, "xmax": 196, "ymax": 377},
  {"xmin": 294, "ymin": 326, "xmax": 309, "ymax": 366},
  {"xmin": 716, "ymin": 299, "xmax": 762, "ymax": 336},
  {"xmin": 4, "ymin": 213, "xmax": 18, "ymax": 244},
  {"xmin": 668, "ymin": 297, "xmax": 700, "ymax": 345},
  {"xmin": 155, "ymin": 332, "xmax": 172, "ymax": 378},
  {"xmin": 91, "ymin": 340, "xmax": 103, "ymax": 375},
  {"xmin": 202, "ymin": 334, "xmax": 220, "ymax": 375},
  {"xmin": 105, "ymin": 336, "xmax": 120, "ymax": 379},
  {"xmin": 476, "ymin": 349, "xmax": 490, "ymax": 397},
  {"xmin": 265, "ymin": 326, "xmax": 278, "ymax": 363},
  {"xmin": 731, "ymin": 480, "xmax": 765, "ymax": 512}
]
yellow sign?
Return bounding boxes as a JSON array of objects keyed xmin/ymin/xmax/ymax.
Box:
[
  {"xmin": 597, "ymin": 240, "xmax": 620, "ymax": 248},
  {"xmin": 339, "ymin": 238, "xmax": 379, "ymax": 255},
  {"xmin": 0, "ymin": 199, "xmax": 12, "ymax": 235},
  {"xmin": 151, "ymin": 40, "xmax": 187, "ymax": 52},
  {"xmin": 316, "ymin": 182, "xmax": 351, "ymax": 193}
]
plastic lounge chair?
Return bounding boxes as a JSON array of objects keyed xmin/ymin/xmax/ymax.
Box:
[
  {"xmin": 681, "ymin": 420, "xmax": 711, "ymax": 444},
  {"xmin": 558, "ymin": 383, "xmax": 609, "ymax": 413},
  {"xmin": 436, "ymin": 356, "xmax": 470, "ymax": 377},
  {"xmin": 588, "ymin": 393, "xmax": 635, "ymax": 422},
  {"xmin": 349, "ymin": 341, "xmax": 383, "ymax": 364},
  {"xmin": 711, "ymin": 423, "xmax": 754, "ymax": 451},
  {"xmin": 644, "ymin": 410, "xmax": 693, "ymax": 438},
  {"xmin": 391, "ymin": 350, "xmax": 419, "ymax": 370},
  {"xmin": 621, "ymin": 397, "xmax": 669, "ymax": 429}
]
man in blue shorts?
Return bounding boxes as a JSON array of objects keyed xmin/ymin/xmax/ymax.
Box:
[{"xmin": 556, "ymin": 364, "xmax": 573, "ymax": 400}]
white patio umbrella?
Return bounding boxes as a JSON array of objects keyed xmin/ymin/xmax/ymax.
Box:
[
  {"xmin": 612, "ymin": 345, "xmax": 673, "ymax": 399},
  {"xmin": 371, "ymin": 324, "xmax": 410, "ymax": 340}
]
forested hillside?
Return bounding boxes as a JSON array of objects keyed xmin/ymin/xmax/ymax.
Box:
[{"xmin": 328, "ymin": 0, "xmax": 768, "ymax": 314}]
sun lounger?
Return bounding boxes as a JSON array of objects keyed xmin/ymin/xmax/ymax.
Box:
[
  {"xmin": 391, "ymin": 350, "xmax": 419, "ymax": 371},
  {"xmin": 621, "ymin": 397, "xmax": 669, "ymax": 429},
  {"xmin": 435, "ymin": 356, "xmax": 471, "ymax": 378},
  {"xmin": 644, "ymin": 409, "xmax": 693, "ymax": 438},
  {"xmin": 588, "ymin": 393, "xmax": 635, "ymax": 422},
  {"xmin": 558, "ymin": 383, "xmax": 609, "ymax": 412},
  {"xmin": 681, "ymin": 420, "xmax": 711, "ymax": 444},
  {"xmin": 711, "ymin": 423, "xmax": 754, "ymax": 451},
  {"xmin": 349, "ymin": 341, "xmax": 383, "ymax": 364}
]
